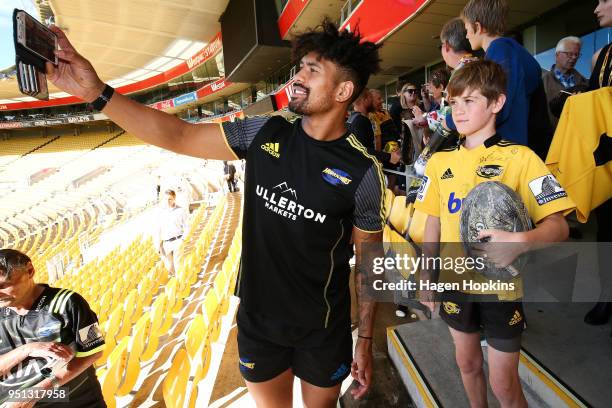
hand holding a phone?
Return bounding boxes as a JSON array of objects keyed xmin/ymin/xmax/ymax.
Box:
[{"xmin": 45, "ymin": 26, "xmax": 105, "ymax": 103}]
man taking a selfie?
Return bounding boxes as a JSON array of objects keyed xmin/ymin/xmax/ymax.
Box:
[{"xmin": 45, "ymin": 19, "xmax": 384, "ymax": 407}]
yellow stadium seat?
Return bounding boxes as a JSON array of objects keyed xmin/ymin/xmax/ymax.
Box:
[
  {"xmin": 203, "ymin": 290, "xmax": 221, "ymax": 343},
  {"xmin": 213, "ymin": 272, "xmax": 229, "ymax": 317},
  {"xmin": 165, "ymin": 278, "xmax": 183, "ymax": 314},
  {"xmin": 185, "ymin": 315, "xmax": 212, "ymax": 385},
  {"xmin": 408, "ymin": 209, "xmax": 428, "ymax": 245},
  {"xmin": 384, "ymin": 188, "xmax": 395, "ymax": 220},
  {"xmin": 163, "ymin": 348, "xmax": 192, "ymax": 408},
  {"xmin": 389, "ymin": 196, "xmax": 412, "ymax": 235},
  {"xmin": 116, "ymin": 290, "xmax": 138, "ymax": 340},
  {"xmin": 144, "ymin": 294, "xmax": 171, "ymax": 358},
  {"xmin": 99, "ymin": 337, "xmax": 128, "ymax": 408},
  {"xmin": 116, "ymin": 313, "xmax": 149, "ymax": 396}
]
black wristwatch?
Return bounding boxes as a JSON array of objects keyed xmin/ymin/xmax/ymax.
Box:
[
  {"xmin": 89, "ymin": 84, "xmax": 114, "ymax": 111},
  {"xmin": 41, "ymin": 367, "xmax": 60, "ymax": 388}
]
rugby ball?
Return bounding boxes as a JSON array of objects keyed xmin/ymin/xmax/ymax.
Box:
[{"xmin": 460, "ymin": 181, "xmax": 533, "ymax": 280}]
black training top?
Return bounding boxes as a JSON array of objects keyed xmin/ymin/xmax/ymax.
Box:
[
  {"xmin": 0, "ymin": 285, "xmax": 106, "ymax": 407},
  {"xmin": 222, "ymin": 116, "xmax": 385, "ymax": 328}
]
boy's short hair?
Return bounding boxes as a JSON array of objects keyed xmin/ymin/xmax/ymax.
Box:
[
  {"xmin": 440, "ymin": 17, "xmax": 472, "ymax": 54},
  {"xmin": 461, "ymin": 0, "xmax": 508, "ymax": 37},
  {"xmin": 447, "ymin": 60, "xmax": 506, "ymax": 104},
  {"xmin": 429, "ymin": 68, "xmax": 451, "ymax": 89}
]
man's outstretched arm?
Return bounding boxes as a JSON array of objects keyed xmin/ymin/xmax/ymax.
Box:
[{"xmin": 46, "ymin": 26, "xmax": 236, "ymax": 161}]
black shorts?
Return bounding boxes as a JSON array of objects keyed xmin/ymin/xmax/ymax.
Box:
[
  {"xmin": 236, "ymin": 306, "xmax": 353, "ymax": 388},
  {"xmin": 439, "ymin": 291, "xmax": 524, "ymax": 352}
]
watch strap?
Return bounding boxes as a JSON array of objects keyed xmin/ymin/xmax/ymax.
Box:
[{"xmin": 90, "ymin": 84, "xmax": 114, "ymax": 111}]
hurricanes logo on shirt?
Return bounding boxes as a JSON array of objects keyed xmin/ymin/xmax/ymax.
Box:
[
  {"xmin": 261, "ymin": 142, "xmax": 280, "ymax": 158},
  {"xmin": 322, "ymin": 167, "xmax": 352, "ymax": 185},
  {"xmin": 256, "ymin": 182, "xmax": 327, "ymax": 223},
  {"xmin": 476, "ymin": 165, "xmax": 503, "ymax": 179}
]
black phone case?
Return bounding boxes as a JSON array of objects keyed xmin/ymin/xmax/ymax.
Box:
[{"xmin": 13, "ymin": 8, "xmax": 51, "ymax": 100}]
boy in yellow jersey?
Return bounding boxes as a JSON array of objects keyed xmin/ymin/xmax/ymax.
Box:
[{"xmin": 414, "ymin": 60, "xmax": 574, "ymax": 408}]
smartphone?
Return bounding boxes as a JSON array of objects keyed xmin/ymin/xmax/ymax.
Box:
[{"xmin": 16, "ymin": 10, "xmax": 58, "ymax": 65}]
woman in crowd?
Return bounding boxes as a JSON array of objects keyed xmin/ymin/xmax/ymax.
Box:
[{"xmin": 398, "ymin": 82, "xmax": 425, "ymax": 163}]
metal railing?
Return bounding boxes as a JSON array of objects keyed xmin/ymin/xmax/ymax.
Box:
[{"xmin": 339, "ymin": 0, "xmax": 363, "ymax": 26}]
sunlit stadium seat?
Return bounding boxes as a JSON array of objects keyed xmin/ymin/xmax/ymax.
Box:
[
  {"xmin": 99, "ymin": 337, "xmax": 129, "ymax": 408},
  {"xmin": 116, "ymin": 312, "xmax": 149, "ymax": 395},
  {"xmin": 203, "ymin": 290, "xmax": 221, "ymax": 343},
  {"xmin": 163, "ymin": 348, "xmax": 192, "ymax": 408},
  {"xmin": 185, "ymin": 314, "xmax": 212, "ymax": 386}
]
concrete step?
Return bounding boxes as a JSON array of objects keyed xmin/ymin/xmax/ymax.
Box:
[{"xmin": 387, "ymin": 318, "xmax": 588, "ymax": 407}]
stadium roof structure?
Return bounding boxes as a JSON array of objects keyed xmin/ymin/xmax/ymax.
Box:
[{"xmin": 0, "ymin": 0, "xmax": 229, "ymax": 102}]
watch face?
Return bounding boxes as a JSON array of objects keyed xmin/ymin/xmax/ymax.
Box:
[{"xmin": 40, "ymin": 367, "xmax": 52, "ymax": 377}]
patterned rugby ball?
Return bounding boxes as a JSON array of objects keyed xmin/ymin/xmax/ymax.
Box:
[{"xmin": 459, "ymin": 181, "xmax": 533, "ymax": 280}]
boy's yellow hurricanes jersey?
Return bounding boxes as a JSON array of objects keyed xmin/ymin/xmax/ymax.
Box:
[{"xmin": 414, "ymin": 134, "xmax": 575, "ymax": 299}]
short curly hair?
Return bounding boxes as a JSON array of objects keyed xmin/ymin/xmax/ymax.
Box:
[
  {"xmin": 0, "ymin": 249, "xmax": 31, "ymax": 279},
  {"xmin": 292, "ymin": 19, "xmax": 381, "ymax": 103}
]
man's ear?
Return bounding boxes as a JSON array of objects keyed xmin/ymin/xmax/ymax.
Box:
[
  {"xmin": 336, "ymin": 81, "xmax": 355, "ymax": 104},
  {"xmin": 474, "ymin": 21, "xmax": 483, "ymax": 36},
  {"xmin": 491, "ymin": 93, "xmax": 506, "ymax": 114},
  {"xmin": 26, "ymin": 262, "xmax": 35, "ymax": 278}
]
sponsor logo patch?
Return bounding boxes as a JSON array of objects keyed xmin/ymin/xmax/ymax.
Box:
[
  {"xmin": 443, "ymin": 301, "xmax": 461, "ymax": 315},
  {"xmin": 78, "ymin": 323, "xmax": 103, "ymax": 346},
  {"xmin": 476, "ymin": 164, "xmax": 503, "ymax": 179},
  {"xmin": 528, "ymin": 175, "xmax": 567, "ymax": 205},
  {"xmin": 239, "ymin": 358, "xmax": 255, "ymax": 371},
  {"xmin": 261, "ymin": 142, "xmax": 280, "ymax": 158},
  {"xmin": 322, "ymin": 167, "xmax": 352, "ymax": 186},
  {"xmin": 441, "ymin": 168, "xmax": 454, "ymax": 179},
  {"xmin": 37, "ymin": 321, "xmax": 61, "ymax": 337},
  {"xmin": 416, "ymin": 176, "xmax": 430, "ymax": 202},
  {"xmin": 330, "ymin": 363, "xmax": 349, "ymax": 381}
]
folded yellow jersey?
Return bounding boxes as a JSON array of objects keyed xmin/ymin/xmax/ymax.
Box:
[{"xmin": 546, "ymin": 87, "xmax": 612, "ymax": 223}]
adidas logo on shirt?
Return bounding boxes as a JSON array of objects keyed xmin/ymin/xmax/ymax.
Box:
[
  {"xmin": 441, "ymin": 168, "xmax": 454, "ymax": 179},
  {"xmin": 509, "ymin": 310, "xmax": 522, "ymax": 326},
  {"xmin": 261, "ymin": 142, "xmax": 280, "ymax": 158}
]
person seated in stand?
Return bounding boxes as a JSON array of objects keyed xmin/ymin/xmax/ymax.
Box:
[
  {"xmin": 0, "ymin": 249, "xmax": 106, "ymax": 408},
  {"xmin": 415, "ymin": 60, "xmax": 574, "ymax": 408}
]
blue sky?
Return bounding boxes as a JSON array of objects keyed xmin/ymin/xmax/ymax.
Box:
[{"xmin": 0, "ymin": 0, "xmax": 39, "ymax": 70}]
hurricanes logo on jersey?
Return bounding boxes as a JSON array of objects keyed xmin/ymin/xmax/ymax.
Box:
[
  {"xmin": 443, "ymin": 301, "xmax": 461, "ymax": 315},
  {"xmin": 322, "ymin": 167, "xmax": 352, "ymax": 185},
  {"xmin": 239, "ymin": 358, "xmax": 255, "ymax": 371},
  {"xmin": 261, "ymin": 142, "xmax": 280, "ymax": 158}
]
